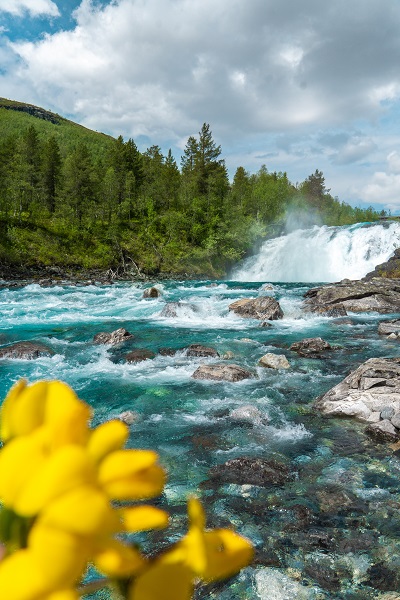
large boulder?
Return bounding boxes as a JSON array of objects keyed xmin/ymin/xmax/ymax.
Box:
[
  {"xmin": 229, "ymin": 296, "xmax": 284, "ymax": 321},
  {"xmin": 258, "ymin": 353, "xmax": 290, "ymax": 369},
  {"xmin": 304, "ymin": 278, "xmax": 400, "ymax": 314},
  {"xmin": 191, "ymin": 363, "xmax": 253, "ymax": 382},
  {"xmin": 364, "ymin": 247, "xmax": 400, "ymax": 279},
  {"xmin": 186, "ymin": 344, "xmax": 220, "ymax": 358},
  {"xmin": 290, "ymin": 337, "xmax": 332, "ymax": 358},
  {"xmin": 314, "ymin": 357, "xmax": 400, "ymax": 439},
  {"xmin": 0, "ymin": 341, "xmax": 54, "ymax": 360},
  {"xmin": 93, "ymin": 328, "xmax": 133, "ymax": 345},
  {"xmin": 208, "ymin": 456, "xmax": 293, "ymax": 487}
]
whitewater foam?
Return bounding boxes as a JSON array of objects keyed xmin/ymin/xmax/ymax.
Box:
[{"xmin": 233, "ymin": 221, "xmax": 400, "ymax": 282}]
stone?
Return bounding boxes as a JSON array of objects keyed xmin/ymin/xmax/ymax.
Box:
[
  {"xmin": 254, "ymin": 568, "xmax": 315, "ymax": 600},
  {"xmin": 229, "ymin": 405, "xmax": 265, "ymax": 425},
  {"xmin": 313, "ymin": 303, "xmax": 348, "ymax": 317},
  {"xmin": 366, "ymin": 419, "xmax": 399, "ymax": 442},
  {"xmin": 258, "ymin": 353, "xmax": 290, "ymax": 369},
  {"xmin": 229, "ymin": 296, "xmax": 284, "ymax": 320},
  {"xmin": 93, "ymin": 328, "xmax": 133, "ymax": 345},
  {"xmin": 0, "ymin": 341, "xmax": 54, "ymax": 360},
  {"xmin": 125, "ymin": 349, "xmax": 156, "ymax": 363},
  {"xmin": 379, "ymin": 319, "xmax": 400, "ymax": 335},
  {"xmin": 160, "ymin": 301, "xmax": 198, "ymax": 318},
  {"xmin": 222, "ymin": 351, "xmax": 234, "ymax": 359},
  {"xmin": 290, "ymin": 337, "xmax": 331, "ymax": 358},
  {"xmin": 191, "ymin": 364, "xmax": 253, "ymax": 382},
  {"xmin": 186, "ymin": 344, "xmax": 220, "ymax": 358},
  {"xmin": 142, "ymin": 286, "xmax": 161, "ymax": 298},
  {"xmin": 304, "ymin": 278, "xmax": 400, "ymax": 314},
  {"xmin": 208, "ymin": 456, "xmax": 292, "ymax": 487},
  {"xmin": 314, "ymin": 357, "xmax": 400, "ymax": 440},
  {"xmin": 117, "ymin": 410, "xmax": 140, "ymax": 425}
]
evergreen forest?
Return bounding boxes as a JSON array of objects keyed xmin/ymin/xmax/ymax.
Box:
[{"xmin": 0, "ymin": 99, "xmax": 381, "ymax": 278}]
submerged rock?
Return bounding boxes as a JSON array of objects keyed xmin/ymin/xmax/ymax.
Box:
[
  {"xmin": 258, "ymin": 353, "xmax": 290, "ymax": 369},
  {"xmin": 93, "ymin": 328, "xmax": 133, "ymax": 345},
  {"xmin": 209, "ymin": 456, "xmax": 292, "ymax": 487},
  {"xmin": 125, "ymin": 349, "xmax": 156, "ymax": 363},
  {"xmin": 315, "ymin": 357, "xmax": 400, "ymax": 439},
  {"xmin": 191, "ymin": 363, "xmax": 253, "ymax": 382},
  {"xmin": 142, "ymin": 286, "xmax": 161, "ymax": 298},
  {"xmin": 117, "ymin": 410, "xmax": 140, "ymax": 425},
  {"xmin": 290, "ymin": 337, "xmax": 331, "ymax": 358},
  {"xmin": 0, "ymin": 341, "xmax": 54, "ymax": 359},
  {"xmin": 229, "ymin": 404, "xmax": 266, "ymax": 425},
  {"xmin": 160, "ymin": 301, "xmax": 198, "ymax": 318},
  {"xmin": 186, "ymin": 344, "xmax": 220, "ymax": 358},
  {"xmin": 254, "ymin": 568, "xmax": 317, "ymax": 600},
  {"xmin": 229, "ymin": 296, "xmax": 284, "ymax": 320},
  {"xmin": 304, "ymin": 278, "xmax": 400, "ymax": 314}
]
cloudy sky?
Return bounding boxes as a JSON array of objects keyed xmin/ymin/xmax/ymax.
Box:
[{"xmin": 1, "ymin": 0, "xmax": 400, "ymax": 212}]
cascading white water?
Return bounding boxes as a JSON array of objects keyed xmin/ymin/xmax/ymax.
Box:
[{"xmin": 232, "ymin": 221, "xmax": 400, "ymax": 282}]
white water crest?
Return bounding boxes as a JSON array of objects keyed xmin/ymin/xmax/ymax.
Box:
[{"xmin": 232, "ymin": 221, "xmax": 400, "ymax": 282}]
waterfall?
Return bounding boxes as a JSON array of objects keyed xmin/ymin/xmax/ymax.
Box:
[{"xmin": 232, "ymin": 221, "xmax": 400, "ymax": 283}]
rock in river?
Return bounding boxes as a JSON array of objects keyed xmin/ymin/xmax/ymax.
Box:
[
  {"xmin": 186, "ymin": 344, "xmax": 220, "ymax": 358},
  {"xmin": 315, "ymin": 357, "xmax": 400, "ymax": 440},
  {"xmin": 191, "ymin": 363, "xmax": 253, "ymax": 382},
  {"xmin": 0, "ymin": 341, "xmax": 54, "ymax": 359},
  {"xmin": 93, "ymin": 328, "xmax": 134, "ymax": 345},
  {"xmin": 258, "ymin": 353, "xmax": 290, "ymax": 369},
  {"xmin": 304, "ymin": 278, "xmax": 400, "ymax": 314},
  {"xmin": 125, "ymin": 349, "xmax": 156, "ymax": 363},
  {"xmin": 378, "ymin": 319, "xmax": 400, "ymax": 337},
  {"xmin": 142, "ymin": 286, "xmax": 161, "ymax": 299},
  {"xmin": 290, "ymin": 337, "xmax": 332, "ymax": 358},
  {"xmin": 208, "ymin": 456, "xmax": 292, "ymax": 487},
  {"xmin": 229, "ymin": 296, "xmax": 283, "ymax": 321}
]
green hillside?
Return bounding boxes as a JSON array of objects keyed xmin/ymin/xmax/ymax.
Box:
[
  {"xmin": 0, "ymin": 99, "xmax": 380, "ymax": 281},
  {"xmin": 0, "ymin": 98, "xmax": 114, "ymax": 159}
]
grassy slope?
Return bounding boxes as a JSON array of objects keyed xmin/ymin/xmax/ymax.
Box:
[{"xmin": 0, "ymin": 98, "xmax": 114, "ymax": 157}]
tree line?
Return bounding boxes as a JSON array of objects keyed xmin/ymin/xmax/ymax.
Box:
[{"xmin": 0, "ymin": 122, "xmax": 379, "ymax": 276}]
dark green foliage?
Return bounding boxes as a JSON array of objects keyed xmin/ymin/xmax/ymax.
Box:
[{"xmin": 0, "ymin": 98, "xmax": 381, "ymax": 277}]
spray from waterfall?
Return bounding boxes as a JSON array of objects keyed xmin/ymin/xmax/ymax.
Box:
[{"xmin": 232, "ymin": 221, "xmax": 400, "ymax": 283}]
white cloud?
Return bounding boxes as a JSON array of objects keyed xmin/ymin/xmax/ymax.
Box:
[
  {"xmin": 358, "ymin": 152, "xmax": 400, "ymax": 209},
  {"xmin": 0, "ymin": 0, "xmax": 59, "ymax": 17}
]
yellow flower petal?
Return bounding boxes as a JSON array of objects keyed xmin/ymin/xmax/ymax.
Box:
[
  {"xmin": 98, "ymin": 450, "xmax": 165, "ymax": 500},
  {"xmin": 0, "ymin": 380, "xmax": 47, "ymax": 442},
  {"xmin": 14, "ymin": 445, "xmax": 96, "ymax": 516},
  {"xmin": 101, "ymin": 465, "xmax": 166, "ymax": 500},
  {"xmin": 87, "ymin": 420, "xmax": 129, "ymax": 464},
  {"xmin": 129, "ymin": 562, "xmax": 193, "ymax": 600},
  {"xmin": 43, "ymin": 382, "xmax": 92, "ymax": 449},
  {"xmin": 45, "ymin": 592, "xmax": 80, "ymax": 600},
  {"xmin": 0, "ymin": 434, "xmax": 46, "ymax": 508},
  {"xmin": 29, "ymin": 524, "xmax": 90, "ymax": 590},
  {"xmin": 202, "ymin": 529, "xmax": 254, "ymax": 582},
  {"xmin": 94, "ymin": 538, "xmax": 146, "ymax": 578},
  {"xmin": 39, "ymin": 485, "xmax": 118, "ymax": 536},
  {"xmin": 0, "ymin": 549, "xmax": 48, "ymax": 600},
  {"xmin": 122, "ymin": 505, "xmax": 169, "ymax": 532}
]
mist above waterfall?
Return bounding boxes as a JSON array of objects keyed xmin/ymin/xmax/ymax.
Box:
[{"xmin": 232, "ymin": 221, "xmax": 400, "ymax": 283}]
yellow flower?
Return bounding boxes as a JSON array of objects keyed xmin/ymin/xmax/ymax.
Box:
[{"xmin": 0, "ymin": 380, "xmax": 91, "ymax": 449}]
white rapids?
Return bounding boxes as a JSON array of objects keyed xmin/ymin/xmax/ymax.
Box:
[{"xmin": 232, "ymin": 221, "xmax": 400, "ymax": 282}]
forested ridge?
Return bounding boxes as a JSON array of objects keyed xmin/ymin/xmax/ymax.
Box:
[{"xmin": 0, "ymin": 98, "xmax": 380, "ymax": 279}]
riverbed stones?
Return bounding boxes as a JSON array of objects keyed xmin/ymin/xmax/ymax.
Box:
[
  {"xmin": 191, "ymin": 363, "xmax": 253, "ymax": 382},
  {"xmin": 125, "ymin": 349, "xmax": 156, "ymax": 362},
  {"xmin": 378, "ymin": 319, "xmax": 400, "ymax": 337},
  {"xmin": 304, "ymin": 278, "xmax": 400, "ymax": 314},
  {"xmin": 315, "ymin": 357, "xmax": 400, "ymax": 439},
  {"xmin": 186, "ymin": 344, "xmax": 220, "ymax": 358},
  {"xmin": 229, "ymin": 296, "xmax": 284, "ymax": 320},
  {"xmin": 160, "ymin": 301, "xmax": 198, "ymax": 318},
  {"xmin": 0, "ymin": 341, "xmax": 54, "ymax": 359},
  {"xmin": 258, "ymin": 353, "xmax": 290, "ymax": 369},
  {"xmin": 142, "ymin": 286, "xmax": 161, "ymax": 298},
  {"xmin": 290, "ymin": 337, "xmax": 331, "ymax": 358},
  {"xmin": 229, "ymin": 404, "xmax": 265, "ymax": 425},
  {"xmin": 93, "ymin": 328, "xmax": 133, "ymax": 345},
  {"xmin": 208, "ymin": 456, "xmax": 292, "ymax": 487}
]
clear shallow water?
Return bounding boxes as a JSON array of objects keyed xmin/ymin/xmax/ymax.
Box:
[{"xmin": 1, "ymin": 279, "xmax": 400, "ymax": 599}]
